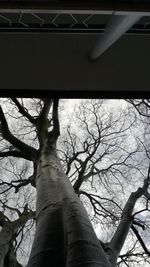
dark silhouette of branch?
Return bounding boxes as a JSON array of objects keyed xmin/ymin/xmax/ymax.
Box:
[
  {"xmin": 12, "ymin": 206, "xmax": 36, "ymax": 232},
  {"xmin": 0, "ymin": 106, "xmax": 37, "ymax": 161},
  {"xmin": 79, "ymin": 190, "xmax": 120, "ymax": 222},
  {"xmin": 131, "ymin": 225, "xmax": 150, "ymax": 256},
  {"xmin": 10, "ymin": 98, "xmax": 36, "ymax": 124},
  {"xmin": 52, "ymin": 99, "xmax": 60, "ymax": 137},
  {"xmin": 0, "ymin": 199, "xmax": 21, "ymax": 217},
  {"xmin": 36, "ymin": 99, "xmax": 52, "ymax": 145},
  {"xmin": 0, "ymin": 150, "xmax": 32, "ymax": 161},
  {"xmin": 127, "ymin": 99, "xmax": 150, "ymax": 117},
  {"xmin": 0, "ymin": 163, "xmax": 36, "ymax": 194},
  {"xmin": 5, "ymin": 240, "xmax": 23, "ymax": 267}
]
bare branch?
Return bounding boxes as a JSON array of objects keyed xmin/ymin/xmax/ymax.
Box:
[
  {"xmin": 109, "ymin": 165, "xmax": 150, "ymax": 259},
  {"xmin": 131, "ymin": 225, "xmax": 150, "ymax": 256},
  {"xmin": 36, "ymin": 99, "xmax": 52, "ymax": 144},
  {"xmin": 12, "ymin": 206, "xmax": 36, "ymax": 233},
  {"xmin": 0, "ymin": 199, "xmax": 21, "ymax": 217},
  {"xmin": 0, "ymin": 106, "xmax": 37, "ymax": 161},
  {"xmin": 0, "ymin": 150, "xmax": 33, "ymax": 161},
  {"xmin": 127, "ymin": 99, "xmax": 150, "ymax": 118},
  {"xmin": 10, "ymin": 98, "xmax": 36, "ymax": 124},
  {"xmin": 52, "ymin": 99, "xmax": 60, "ymax": 137}
]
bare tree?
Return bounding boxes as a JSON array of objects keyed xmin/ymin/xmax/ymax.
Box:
[
  {"xmin": 0, "ymin": 98, "xmax": 149, "ymax": 267},
  {"xmin": 0, "ymin": 205, "xmax": 35, "ymax": 267},
  {"xmin": 59, "ymin": 100, "xmax": 150, "ymax": 266}
]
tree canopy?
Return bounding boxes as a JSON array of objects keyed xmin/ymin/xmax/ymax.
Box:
[{"xmin": 0, "ymin": 98, "xmax": 149, "ymax": 267}]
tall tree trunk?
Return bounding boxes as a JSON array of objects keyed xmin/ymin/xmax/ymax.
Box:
[{"xmin": 27, "ymin": 144, "xmax": 111, "ymax": 267}]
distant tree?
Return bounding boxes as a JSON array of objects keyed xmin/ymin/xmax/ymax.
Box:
[
  {"xmin": 0, "ymin": 98, "xmax": 149, "ymax": 267},
  {"xmin": 0, "ymin": 206, "xmax": 35, "ymax": 267}
]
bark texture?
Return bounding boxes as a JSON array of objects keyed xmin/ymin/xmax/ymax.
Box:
[
  {"xmin": 3, "ymin": 99, "xmax": 146, "ymax": 267},
  {"xmin": 27, "ymin": 139, "xmax": 111, "ymax": 267}
]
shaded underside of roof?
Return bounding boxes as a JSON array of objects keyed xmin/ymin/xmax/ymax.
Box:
[
  {"xmin": 0, "ymin": 1, "xmax": 150, "ymax": 11},
  {"xmin": 0, "ymin": 0, "xmax": 149, "ymax": 96}
]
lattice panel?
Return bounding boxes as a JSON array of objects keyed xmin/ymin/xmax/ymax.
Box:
[{"xmin": 0, "ymin": 12, "xmax": 149, "ymax": 33}]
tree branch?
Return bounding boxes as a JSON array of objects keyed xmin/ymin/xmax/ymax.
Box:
[
  {"xmin": 0, "ymin": 162, "xmax": 37, "ymax": 194},
  {"xmin": 109, "ymin": 165, "xmax": 150, "ymax": 258},
  {"xmin": 0, "ymin": 106, "xmax": 37, "ymax": 161},
  {"xmin": 38, "ymin": 99, "xmax": 52, "ymax": 121},
  {"xmin": 0, "ymin": 199, "xmax": 21, "ymax": 217},
  {"xmin": 36, "ymin": 99, "xmax": 52, "ymax": 145},
  {"xmin": 127, "ymin": 99, "xmax": 150, "ymax": 118},
  {"xmin": 10, "ymin": 98, "xmax": 36, "ymax": 124},
  {"xmin": 14, "ymin": 163, "xmax": 37, "ymax": 192},
  {"xmin": 0, "ymin": 150, "xmax": 32, "ymax": 161},
  {"xmin": 73, "ymin": 138, "xmax": 100, "ymax": 193},
  {"xmin": 131, "ymin": 225, "xmax": 150, "ymax": 256},
  {"xmin": 12, "ymin": 206, "xmax": 36, "ymax": 232},
  {"xmin": 52, "ymin": 99, "xmax": 60, "ymax": 137},
  {"xmin": 6, "ymin": 241, "xmax": 23, "ymax": 267}
]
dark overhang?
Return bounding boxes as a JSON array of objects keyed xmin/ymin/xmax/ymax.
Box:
[
  {"xmin": 0, "ymin": 1, "xmax": 149, "ymax": 96},
  {"xmin": 0, "ymin": 1, "xmax": 150, "ymax": 13}
]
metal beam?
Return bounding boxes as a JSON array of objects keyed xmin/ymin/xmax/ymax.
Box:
[
  {"xmin": 89, "ymin": 14, "xmax": 141, "ymax": 60},
  {"xmin": 0, "ymin": 1, "xmax": 150, "ymax": 15}
]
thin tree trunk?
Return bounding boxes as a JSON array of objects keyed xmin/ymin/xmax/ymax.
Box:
[
  {"xmin": 0, "ymin": 226, "xmax": 13, "ymax": 267},
  {"xmin": 27, "ymin": 146, "xmax": 111, "ymax": 267},
  {"xmin": 0, "ymin": 207, "xmax": 35, "ymax": 266},
  {"xmin": 4, "ymin": 241, "xmax": 22, "ymax": 267}
]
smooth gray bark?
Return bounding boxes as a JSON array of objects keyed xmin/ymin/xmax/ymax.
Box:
[{"xmin": 27, "ymin": 142, "xmax": 111, "ymax": 267}]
